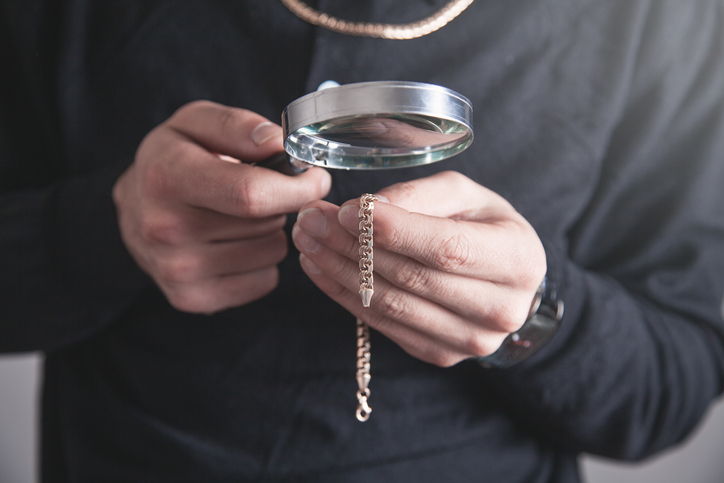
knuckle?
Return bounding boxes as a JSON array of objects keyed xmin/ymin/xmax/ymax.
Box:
[
  {"xmin": 326, "ymin": 278, "xmax": 350, "ymax": 300},
  {"xmin": 384, "ymin": 222, "xmax": 408, "ymax": 253},
  {"xmin": 472, "ymin": 334, "xmax": 510, "ymax": 359},
  {"xmin": 165, "ymin": 286, "xmax": 214, "ymax": 315},
  {"xmin": 502, "ymin": 223, "xmax": 546, "ymax": 290},
  {"xmin": 376, "ymin": 289, "xmax": 410, "ymax": 321},
  {"xmin": 326, "ymin": 257, "xmax": 353, "ymax": 282},
  {"xmin": 433, "ymin": 233, "xmax": 471, "ymax": 272},
  {"xmin": 168, "ymin": 101, "xmax": 204, "ymax": 130},
  {"xmin": 489, "ymin": 300, "xmax": 527, "ymax": 334},
  {"xmin": 520, "ymin": 262, "xmax": 545, "ymax": 292},
  {"xmin": 392, "ymin": 261, "xmax": 433, "ymax": 293},
  {"xmin": 257, "ymin": 231, "xmax": 289, "ymax": 267},
  {"xmin": 524, "ymin": 241, "xmax": 548, "ymax": 289},
  {"xmin": 439, "ymin": 170, "xmax": 469, "ymax": 185},
  {"xmin": 427, "ymin": 351, "xmax": 459, "ymax": 368},
  {"xmin": 155, "ymin": 254, "xmax": 202, "ymax": 284},
  {"xmin": 387, "ymin": 180, "xmax": 420, "ymax": 205},
  {"xmin": 269, "ymin": 231, "xmax": 290, "ymax": 263},
  {"xmin": 177, "ymin": 100, "xmax": 209, "ymax": 116},
  {"xmin": 141, "ymin": 159, "xmax": 172, "ymax": 198},
  {"xmin": 217, "ymin": 106, "xmax": 244, "ymax": 134},
  {"xmin": 463, "ymin": 333, "xmax": 495, "ymax": 358},
  {"xmin": 233, "ymin": 177, "xmax": 269, "ymax": 218},
  {"xmin": 247, "ymin": 268, "xmax": 280, "ymax": 300},
  {"xmin": 140, "ymin": 215, "xmax": 185, "ymax": 246},
  {"xmin": 229, "ymin": 268, "xmax": 281, "ymax": 308}
]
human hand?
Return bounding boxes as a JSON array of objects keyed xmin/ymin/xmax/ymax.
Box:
[
  {"xmin": 113, "ymin": 101, "xmax": 331, "ymax": 313},
  {"xmin": 292, "ymin": 171, "xmax": 545, "ymax": 367}
]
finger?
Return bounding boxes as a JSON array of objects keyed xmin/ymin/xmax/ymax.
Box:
[
  {"xmin": 299, "ymin": 252, "xmax": 465, "ymax": 366},
  {"xmin": 164, "ymin": 266, "xmax": 280, "ymax": 314},
  {"xmin": 374, "ymin": 249, "xmax": 530, "ymax": 330},
  {"xmin": 338, "ymin": 199, "xmax": 533, "ymax": 283},
  {"xmin": 296, "ymin": 201, "xmax": 468, "ymax": 303},
  {"xmin": 145, "ymin": 127, "xmax": 331, "ymax": 218},
  {"xmin": 296, "ymin": 202, "xmax": 528, "ymax": 329},
  {"xmin": 374, "ymin": 170, "xmax": 513, "ymax": 220},
  {"xmin": 167, "ymin": 100, "xmax": 284, "ymax": 162},
  {"xmin": 203, "ymin": 213, "xmax": 286, "ymax": 243},
  {"xmin": 297, "ymin": 251, "xmax": 507, "ymax": 366},
  {"xmin": 154, "ymin": 230, "xmax": 288, "ymax": 284},
  {"xmin": 141, "ymin": 205, "xmax": 287, "ymax": 246},
  {"xmin": 292, "ymin": 212, "xmax": 504, "ymax": 347}
]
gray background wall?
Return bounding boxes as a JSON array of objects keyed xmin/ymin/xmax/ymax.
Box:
[{"xmin": 2, "ymin": 353, "xmax": 724, "ymax": 483}]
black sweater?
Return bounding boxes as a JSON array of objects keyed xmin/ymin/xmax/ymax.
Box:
[{"xmin": 2, "ymin": 1, "xmax": 724, "ymax": 481}]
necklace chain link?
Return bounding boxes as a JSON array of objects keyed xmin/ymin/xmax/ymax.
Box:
[{"xmin": 280, "ymin": 0, "xmax": 475, "ymax": 40}]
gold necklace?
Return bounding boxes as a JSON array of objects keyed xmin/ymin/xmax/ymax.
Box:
[{"xmin": 280, "ymin": 0, "xmax": 475, "ymax": 40}]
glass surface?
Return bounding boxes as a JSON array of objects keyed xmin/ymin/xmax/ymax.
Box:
[
  {"xmin": 285, "ymin": 113, "xmax": 473, "ymax": 170},
  {"xmin": 280, "ymin": 81, "xmax": 474, "ymax": 171}
]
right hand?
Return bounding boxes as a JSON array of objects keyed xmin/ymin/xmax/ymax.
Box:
[{"xmin": 112, "ymin": 101, "xmax": 331, "ymax": 314}]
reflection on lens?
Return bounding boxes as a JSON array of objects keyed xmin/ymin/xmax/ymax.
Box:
[{"xmin": 285, "ymin": 113, "xmax": 472, "ymax": 169}]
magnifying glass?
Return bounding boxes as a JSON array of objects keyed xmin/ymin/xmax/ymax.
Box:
[{"xmin": 257, "ymin": 81, "xmax": 474, "ymax": 175}]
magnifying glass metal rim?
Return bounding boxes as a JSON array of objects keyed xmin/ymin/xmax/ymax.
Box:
[{"xmin": 280, "ymin": 81, "xmax": 474, "ymax": 170}]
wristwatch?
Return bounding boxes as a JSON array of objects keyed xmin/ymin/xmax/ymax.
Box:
[{"xmin": 477, "ymin": 271, "xmax": 564, "ymax": 369}]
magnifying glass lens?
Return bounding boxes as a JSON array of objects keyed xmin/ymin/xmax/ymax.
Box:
[
  {"xmin": 286, "ymin": 113, "xmax": 471, "ymax": 169},
  {"xmin": 281, "ymin": 81, "xmax": 473, "ymax": 171}
]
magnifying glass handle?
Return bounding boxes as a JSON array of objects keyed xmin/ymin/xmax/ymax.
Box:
[{"xmin": 255, "ymin": 152, "xmax": 309, "ymax": 176}]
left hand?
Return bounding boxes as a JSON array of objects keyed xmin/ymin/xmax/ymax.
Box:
[{"xmin": 292, "ymin": 171, "xmax": 547, "ymax": 367}]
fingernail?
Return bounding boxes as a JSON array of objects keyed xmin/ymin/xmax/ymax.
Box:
[
  {"xmin": 338, "ymin": 205, "xmax": 358, "ymax": 231},
  {"xmin": 250, "ymin": 121, "xmax": 282, "ymax": 146},
  {"xmin": 299, "ymin": 253, "xmax": 322, "ymax": 275},
  {"xmin": 298, "ymin": 208, "xmax": 327, "ymax": 238},
  {"xmin": 292, "ymin": 225, "xmax": 321, "ymax": 253},
  {"xmin": 374, "ymin": 194, "xmax": 389, "ymax": 203},
  {"xmin": 215, "ymin": 153, "xmax": 241, "ymax": 164},
  {"xmin": 320, "ymin": 170, "xmax": 332, "ymax": 195}
]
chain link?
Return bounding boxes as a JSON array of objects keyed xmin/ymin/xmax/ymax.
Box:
[
  {"xmin": 358, "ymin": 194, "xmax": 375, "ymax": 307},
  {"xmin": 356, "ymin": 194, "xmax": 376, "ymax": 421},
  {"xmin": 280, "ymin": 0, "xmax": 475, "ymax": 40},
  {"xmin": 355, "ymin": 317, "xmax": 372, "ymax": 421}
]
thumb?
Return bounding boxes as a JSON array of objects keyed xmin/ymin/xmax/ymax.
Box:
[{"xmin": 167, "ymin": 100, "xmax": 284, "ymax": 162}]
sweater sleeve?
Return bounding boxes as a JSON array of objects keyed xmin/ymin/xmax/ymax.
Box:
[
  {"xmin": 484, "ymin": 0, "xmax": 724, "ymax": 460},
  {"xmin": 0, "ymin": 3, "xmax": 151, "ymax": 353},
  {"xmin": 0, "ymin": 167, "xmax": 152, "ymax": 353}
]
